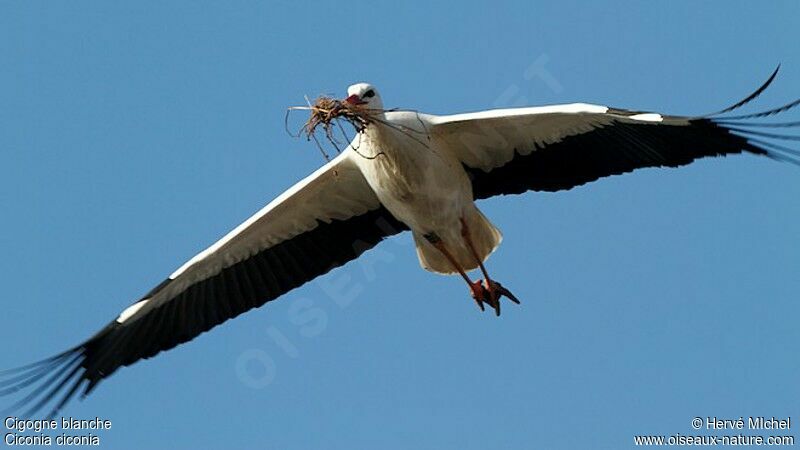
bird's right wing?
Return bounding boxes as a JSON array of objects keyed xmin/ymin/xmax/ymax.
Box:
[{"xmin": 2, "ymin": 150, "xmax": 407, "ymax": 417}]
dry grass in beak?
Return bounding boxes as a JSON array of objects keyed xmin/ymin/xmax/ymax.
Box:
[{"xmin": 286, "ymin": 96, "xmax": 376, "ymax": 160}]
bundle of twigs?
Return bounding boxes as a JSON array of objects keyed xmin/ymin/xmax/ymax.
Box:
[
  {"xmin": 305, "ymin": 96, "xmax": 372, "ymax": 135},
  {"xmin": 287, "ymin": 95, "xmax": 430, "ymax": 162},
  {"xmin": 286, "ymin": 96, "xmax": 375, "ymax": 160}
]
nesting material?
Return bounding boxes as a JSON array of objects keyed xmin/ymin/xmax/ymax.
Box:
[
  {"xmin": 287, "ymin": 96, "xmax": 376, "ymax": 160},
  {"xmin": 304, "ymin": 96, "xmax": 372, "ymax": 136}
]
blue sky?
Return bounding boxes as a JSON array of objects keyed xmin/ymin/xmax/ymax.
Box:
[{"xmin": 1, "ymin": 2, "xmax": 798, "ymax": 449}]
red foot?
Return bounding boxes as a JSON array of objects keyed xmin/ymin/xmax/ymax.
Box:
[
  {"xmin": 469, "ymin": 281, "xmax": 487, "ymax": 311},
  {"xmin": 469, "ymin": 279, "xmax": 520, "ymax": 316}
]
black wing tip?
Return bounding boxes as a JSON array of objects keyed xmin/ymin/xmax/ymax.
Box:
[
  {"xmin": 701, "ymin": 64, "xmax": 800, "ymax": 165},
  {"xmin": 0, "ymin": 322, "xmax": 121, "ymax": 419},
  {"xmin": 713, "ymin": 117, "xmax": 800, "ymax": 166},
  {"xmin": 705, "ymin": 64, "xmax": 800, "ymax": 122},
  {"xmin": 1, "ymin": 347, "xmax": 87, "ymax": 419},
  {"xmin": 703, "ymin": 64, "xmax": 783, "ymax": 118}
]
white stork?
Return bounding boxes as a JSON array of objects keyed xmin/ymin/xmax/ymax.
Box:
[{"xmin": 3, "ymin": 67, "xmax": 798, "ymax": 416}]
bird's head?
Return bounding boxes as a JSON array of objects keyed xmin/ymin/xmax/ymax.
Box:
[{"xmin": 345, "ymin": 83, "xmax": 383, "ymax": 110}]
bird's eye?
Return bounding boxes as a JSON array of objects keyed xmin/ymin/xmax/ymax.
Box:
[{"xmin": 364, "ymin": 89, "xmax": 375, "ymax": 98}]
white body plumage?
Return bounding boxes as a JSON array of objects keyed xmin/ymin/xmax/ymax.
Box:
[{"xmin": 351, "ymin": 108, "xmax": 501, "ymax": 274}]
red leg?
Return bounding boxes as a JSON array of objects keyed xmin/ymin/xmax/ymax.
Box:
[
  {"xmin": 427, "ymin": 235, "xmax": 486, "ymax": 311},
  {"xmin": 460, "ymin": 219, "xmax": 493, "ymax": 285},
  {"xmin": 459, "ymin": 218, "xmax": 520, "ymax": 316}
]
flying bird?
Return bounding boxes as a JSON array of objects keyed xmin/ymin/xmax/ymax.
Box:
[{"xmin": 3, "ymin": 67, "xmax": 799, "ymax": 417}]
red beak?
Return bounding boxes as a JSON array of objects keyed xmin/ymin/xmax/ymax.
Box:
[{"xmin": 344, "ymin": 94, "xmax": 366, "ymax": 105}]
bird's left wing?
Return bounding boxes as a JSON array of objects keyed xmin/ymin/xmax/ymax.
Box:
[
  {"xmin": 2, "ymin": 151, "xmax": 406, "ymax": 416},
  {"xmin": 430, "ymin": 70, "xmax": 799, "ymax": 199}
]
